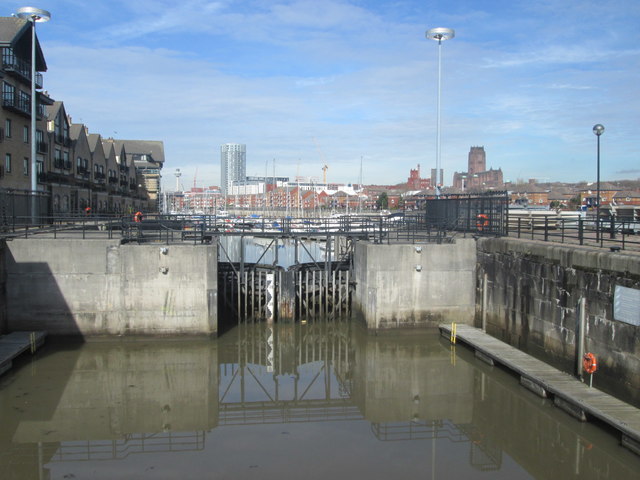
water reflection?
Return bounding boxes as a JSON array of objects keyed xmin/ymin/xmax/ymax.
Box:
[{"xmin": 0, "ymin": 323, "xmax": 638, "ymax": 479}]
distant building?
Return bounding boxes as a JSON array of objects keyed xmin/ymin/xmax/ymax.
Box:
[
  {"xmin": 407, "ymin": 165, "xmax": 431, "ymax": 190},
  {"xmin": 113, "ymin": 139, "xmax": 165, "ymax": 207},
  {"xmin": 221, "ymin": 143, "xmax": 246, "ymax": 195},
  {"xmin": 452, "ymin": 146, "xmax": 504, "ymax": 191}
]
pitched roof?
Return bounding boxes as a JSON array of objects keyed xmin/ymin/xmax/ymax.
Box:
[
  {"xmin": 114, "ymin": 140, "xmax": 165, "ymax": 166},
  {"xmin": 0, "ymin": 17, "xmax": 47, "ymax": 71}
]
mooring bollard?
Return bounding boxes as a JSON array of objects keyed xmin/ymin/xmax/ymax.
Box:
[{"xmin": 450, "ymin": 322, "xmax": 457, "ymax": 344}]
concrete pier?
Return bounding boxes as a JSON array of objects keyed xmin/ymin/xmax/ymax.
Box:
[
  {"xmin": 353, "ymin": 239, "xmax": 476, "ymax": 330},
  {"xmin": 440, "ymin": 323, "xmax": 640, "ymax": 456},
  {"xmin": 0, "ymin": 331, "xmax": 46, "ymax": 376}
]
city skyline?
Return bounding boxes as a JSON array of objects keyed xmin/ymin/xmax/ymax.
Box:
[{"xmin": 21, "ymin": 0, "xmax": 640, "ymax": 189}]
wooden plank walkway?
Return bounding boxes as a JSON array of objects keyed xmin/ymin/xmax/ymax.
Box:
[
  {"xmin": 439, "ymin": 323, "xmax": 640, "ymax": 456},
  {"xmin": 0, "ymin": 331, "xmax": 47, "ymax": 376}
]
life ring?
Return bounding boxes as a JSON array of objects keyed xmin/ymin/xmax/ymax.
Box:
[
  {"xmin": 583, "ymin": 352, "xmax": 597, "ymax": 374},
  {"xmin": 476, "ymin": 214, "xmax": 489, "ymax": 231},
  {"xmin": 133, "ymin": 211, "xmax": 143, "ymax": 223}
]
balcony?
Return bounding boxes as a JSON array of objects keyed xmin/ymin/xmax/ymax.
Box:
[
  {"xmin": 108, "ymin": 177, "xmax": 118, "ymax": 185},
  {"xmin": 55, "ymin": 134, "xmax": 72, "ymax": 147},
  {"xmin": 2, "ymin": 95, "xmax": 30, "ymax": 117},
  {"xmin": 54, "ymin": 157, "xmax": 64, "ymax": 169},
  {"xmin": 94, "ymin": 172, "xmax": 106, "ymax": 182}
]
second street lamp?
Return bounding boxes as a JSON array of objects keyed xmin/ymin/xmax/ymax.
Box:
[
  {"xmin": 593, "ymin": 124, "xmax": 605, "ymax": 241},
  {"xmin": 426, "ymin": 27, "xmax": 455, "ymax": 197}
]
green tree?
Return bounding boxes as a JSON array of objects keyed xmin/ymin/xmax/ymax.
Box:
[{"xmin": 376, "ymin": 192, "xmax": 389, "ymax": 210}]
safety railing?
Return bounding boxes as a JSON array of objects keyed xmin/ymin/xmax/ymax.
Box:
[{"xmin": 508, "ymin": 214, "xmax": 640, "ymax": 251}]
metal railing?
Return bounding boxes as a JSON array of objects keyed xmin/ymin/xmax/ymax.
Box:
[{"xmin": 509, "ymin": 214, "xmax": 640, "ymax": 251}]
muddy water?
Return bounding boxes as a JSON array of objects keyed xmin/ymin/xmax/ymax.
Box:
[{"xmin": 1, "ymin": 321, "xmax": 638, "ymax": 480}]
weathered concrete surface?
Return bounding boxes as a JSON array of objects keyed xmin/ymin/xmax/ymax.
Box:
[
  {"xmin": 5, "ymin": 239, "xmax": 218, "ymax": 336},
  {"xmin": 353, "ymin": 239, "xmax": 476, "ymax": 330},
  {"xmin": 476, "ymin": 237, "xmax": 640, "ymax": 406}
]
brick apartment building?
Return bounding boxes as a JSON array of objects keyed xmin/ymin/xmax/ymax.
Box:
[{"xmin": 0, "ymin": 16, "xmax": 162, "ymax": 215}]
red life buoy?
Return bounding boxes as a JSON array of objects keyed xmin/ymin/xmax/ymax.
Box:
[
  {"xmin": 583, "ymin": 352, "xmax": 597, "ymax": 374},
  {"xmin": 476, "ymin": 214, "xmax": 489, "ymax": 231},
  {"xmin": 133, "ymin": 211, "xmax": 143, "ymax": 223}
]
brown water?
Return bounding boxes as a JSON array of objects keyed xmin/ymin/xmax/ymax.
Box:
[{"xmin": 1, "ymin": 321, "xmax": 638, "ymax": 480}]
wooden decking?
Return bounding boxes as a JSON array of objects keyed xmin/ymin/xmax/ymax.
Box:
[
  {"xmin": 439, "ymin": 323, "xmax": 640, "ymax": 456},
  {"xmin": 0, "ymin": 331, "xmax": 47, "ymax": 376}
]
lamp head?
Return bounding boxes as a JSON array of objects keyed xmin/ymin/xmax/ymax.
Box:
[
  {"xmin": 426, "ymin": 27, "xmax": 455, "ymax": 42},
  {"xmin": 15, "ymin": 6, "xmax": 50, "ymax": 22},
  {"xmin": 592, "ymin": 124, "xmax": 605, "ymax": 136}
]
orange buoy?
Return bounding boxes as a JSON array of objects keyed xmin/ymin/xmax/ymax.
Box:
[{"xmin": 582, "ymin": 352, "xmax": 597, "ymax": 374}]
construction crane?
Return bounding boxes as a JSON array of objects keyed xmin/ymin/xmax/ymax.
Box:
[{"xmin": 312, "ymin": 137, "xmax": 329, "ymax": 185}]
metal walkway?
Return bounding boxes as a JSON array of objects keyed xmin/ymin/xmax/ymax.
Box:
[
  {"xmin": 439, "ymin": 323, "xmax": 640, "ymax": 456},
  {"xmin": 0, "ymin": 331, "xmax": 46, "ymax": 376}
]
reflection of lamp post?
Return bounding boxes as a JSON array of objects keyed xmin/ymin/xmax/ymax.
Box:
[
  {"xmin": 15, "ymin": 7, "xmax": 50, "ymax": 222},
  {"xmin": 426, "ymin": 27, "xmax": 455, "ymax": 197},
  {"xmin": 592, "ymin": 124, "xmax": 605, "ymax": 240}
]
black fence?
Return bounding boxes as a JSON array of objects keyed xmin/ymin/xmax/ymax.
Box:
[
  {"xmin": 0, "ymin": 189, "xmax": 51, "ymax": 228},
  {"xmin": 425, "ymin": 191, "xmax": 509, "ymax": 236}
]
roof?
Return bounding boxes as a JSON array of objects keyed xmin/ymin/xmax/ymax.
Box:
[
  {"xmin": 114, "ymin": 140, "xmax": 165, "ymax": 167},
  {"xmin": 87, "ymin": 133, "xmax": 103, "ymax": 153},
  {"xmin": 0, "ymin": 17, "xmax": 47, "ymax": 71}
]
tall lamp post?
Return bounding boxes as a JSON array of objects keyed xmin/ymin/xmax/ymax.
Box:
[
  {"xmin": 15, "ymin": 6, "xmax": 50, "ymax": 223},
  {"xmin": 426, "ymin": 27, "xmax": 455, "ymax": 197},
  {"xmin": 592, "ymin": 124, "xmax": 604, "ymax": 241}
]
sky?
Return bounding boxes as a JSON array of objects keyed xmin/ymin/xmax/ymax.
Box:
[{"xmin": 8, "ymin": 0, "xmax": 640, "ymax": 190}]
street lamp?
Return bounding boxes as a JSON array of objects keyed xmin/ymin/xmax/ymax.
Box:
[
  {"xmin": 592, "ymin": 124, "xmax": 605, "ymax": 240},
  {"xmin": 426, "ymin": 27, "xmax": 455, "ymax": 197},
  {"xmin": 15, "ymin": 6, "xmax": 50, "ymax": 223}
]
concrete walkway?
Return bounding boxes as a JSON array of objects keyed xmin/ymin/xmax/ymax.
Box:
[
  {"xmin": 0, "ymin": 331, "xmax": 47, "ymax": 376},
  {"xmin": 439, "ymin": 323, "xmax": 640, "ymax": 457}
]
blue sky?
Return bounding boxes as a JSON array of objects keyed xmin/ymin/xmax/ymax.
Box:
[{"xmin": 11, "ymin": 0, "xmax": 640, "ymax": 189}]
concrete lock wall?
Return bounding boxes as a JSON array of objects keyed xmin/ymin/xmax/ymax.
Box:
[
  {"xmin": 353, "ymin": 239, "xmax": 476, "ymax": 330},
  {"xmin": 4, "ymin": 239, "xmax": 217, "ymax": 336},
  {"xmin": 476, "ymin": 237, "xmax": 640, "ymax": 406}
]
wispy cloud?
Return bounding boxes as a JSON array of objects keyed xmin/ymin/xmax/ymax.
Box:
[{"xmin": 35, "ymin": 0, "xmax": 640, "ymax": 187}]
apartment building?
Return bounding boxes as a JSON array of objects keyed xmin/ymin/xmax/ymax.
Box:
[{"xmin": 0, "ymin": 15, "xmax": 161, "ymax": 216}]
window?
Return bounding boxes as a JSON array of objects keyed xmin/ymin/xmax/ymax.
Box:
[
  {"xmin": 18, "ymin": 90, "xmax": 29, "ymax": 112},
  {"xmin": 23, "ymin": 126, "xmax": 29, "ymax": 143},
  {"xmin": 4, "ymin": 118, "xmax": 11, "ymax": 138},
  {"xmin": 23, "ymin": 157, "xmax": 28, "ymax": 176},
  {"xmin": 4, "ymin": 153, "xmax": 11, "ymax": 173},
  {"xmin": 2, "ymin": 82, "xmax": 14, "ymax": 106}
]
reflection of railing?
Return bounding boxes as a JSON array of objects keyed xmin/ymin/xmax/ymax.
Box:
[
  {"xmin": 219, "ymin": 398, "xmax": 362, "ymax": 426},
  {"xmin": 49, "ymin": 431, "xmax": 205, "ymax": 462},
  {"xmin": 371, "ymin": 419, "xmax": 502, "ymax": 471},
  {"xmin": 371, "ymin": 419, "xmax": 466, "ymax": 442}
]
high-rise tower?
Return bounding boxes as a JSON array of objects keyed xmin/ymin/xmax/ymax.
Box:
[{"xmin": 221, "ymin": 143, "xmax": 246, "ymax": 195}]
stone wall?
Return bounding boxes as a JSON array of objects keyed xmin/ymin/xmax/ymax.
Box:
[
  {"xmin": 476, "ymin": 237, "xmax": 640, "ymax": 406},
  {"xmin": 5, "ymin": 239, "xmax": 218, "ymax": 336},
  {"xmin": 353, "ymin": 239, "xmax": 476, "ymax": 330}
]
